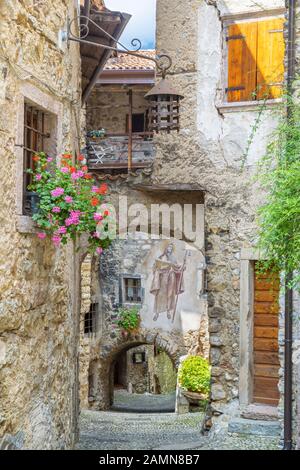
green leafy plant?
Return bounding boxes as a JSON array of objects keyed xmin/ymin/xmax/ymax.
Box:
[
  {"xmin": 178, "ymin": 356, "xmax": 210, "ymax": 396},
  {"xmin": 256, "ymin": 97, "xmax": 300, "ymax": 288},
  {"xmin": 116, "ymin": 306, "xmax": 140, "ymax": 332},
  {"xmin": 27, "ymin": 152, "xmax": 113, "ymax": 254}
]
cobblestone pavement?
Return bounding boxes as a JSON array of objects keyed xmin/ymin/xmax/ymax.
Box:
[
  {"xmin": 111, "ymin": 389, "xmax": 176, "ymax": 412},
  {"xmin": 76, "ymin": 408, "xmax": 280, "ymax": 450}
]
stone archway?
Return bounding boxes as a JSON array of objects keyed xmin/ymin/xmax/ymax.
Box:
[{"xmin": 92, "ymin": 329, "xmax": 187, "ymax": 410}]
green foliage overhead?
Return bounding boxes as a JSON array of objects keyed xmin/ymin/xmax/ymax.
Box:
[
  {"xmin": 178, "ymin": 356, "xmax": 210, "ymax": 396},
  {"xmin": 256, "ymin": 98, "xmax": 300, "ymax": 288},
  {"xmin": 116, "ymin": 306, "xmax": 140, "ymax": 332}
]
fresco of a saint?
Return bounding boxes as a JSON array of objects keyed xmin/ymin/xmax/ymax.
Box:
[{"xmin": 150, "ymin": 243, "xmax": 185, "ymax": 322}]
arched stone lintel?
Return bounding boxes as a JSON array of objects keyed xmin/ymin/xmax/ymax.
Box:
[{"xmin": 99, "ymin": 328, "xmax": 188, "ymax": 370}]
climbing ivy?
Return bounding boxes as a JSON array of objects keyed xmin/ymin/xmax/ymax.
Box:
[{"xmin": 256, "ymin": 96, "xmax": 300, "ymax": 288}]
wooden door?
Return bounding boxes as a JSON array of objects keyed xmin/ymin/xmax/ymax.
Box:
[{"xmin": 253, "ymin": 266, "xmax": 280, "ymax": 406}]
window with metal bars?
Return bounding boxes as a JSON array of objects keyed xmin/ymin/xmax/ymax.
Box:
[
  {"xmin": 23, "ymin": 103, "xmax": 50, "ymax": 215},
  {"xmin": 84, "ymin": 303, "xmax": 98, "ymax": 335},
  {"xmin": 124, "ymin": 277, "xmax": 142, "ymax": 303}
]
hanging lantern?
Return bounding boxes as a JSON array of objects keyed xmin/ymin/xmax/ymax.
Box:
[{"xmin": 145, "ymin": 78, "xmax": 184, "ymax": 133}]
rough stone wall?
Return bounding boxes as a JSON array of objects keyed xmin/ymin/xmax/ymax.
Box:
[
  {"xmin": 79, "ymin": 255, "xmax": 93, "ymax": 410},
  {"xmin": 155, "ymin": 0, "xmax": 285, "ymax": 409},
  {"xmin": 79, "ymin": 254, "xmax": 103, "ymax": 410},
  {"xmin": 0, "ymin": 1, "xmax": 82, "ymax": 449},
  {"xmin": 87, "ymin": 87, "xmax": 149, "ymax": 133},
  {"xmin": 126, "ymin": 345, "xmax": 151, "ymax": 394}
]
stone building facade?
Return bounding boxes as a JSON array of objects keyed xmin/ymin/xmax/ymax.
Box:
[
  {"xmin": 78, "ymin": 234, "xmax": 210, "ymax": 410},
  {"xmin": 0, "ymin": 0, "xmax": 128, "ymax": 450},
  {"xmin": 0, "ymin": 0, "xmax": 83, "ymax": 450},
  {"xmin": 153, "ymin": 0, "xmax": 300, "ymax": 444},
  {"xmin": 80, "ymin": 50, "xmax": 210, "ymax": 412},
  {"xmin": 83, "ymin": 0, "xmax": 300, "ymax": 445}
]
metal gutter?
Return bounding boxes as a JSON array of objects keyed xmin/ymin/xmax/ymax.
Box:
[{"xmin": 283, "ymin": 0, "xmax": 296, "ymax": 451}]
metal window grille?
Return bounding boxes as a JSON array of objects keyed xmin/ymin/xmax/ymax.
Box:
[
  {"xmin": 124, "ymin": 277, "xmax": 142, "ymax": 303},
  {"xmin": 84, "ymin": 303, "xmax": 98, "ymax": 335},
  {"xmin": 23, "ymin": 103, "xmax": 50, "ymax": 215}
]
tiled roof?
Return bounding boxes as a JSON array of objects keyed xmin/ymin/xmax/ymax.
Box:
[{"xmin": 104, "ymin": 50, "xmax": 156, "ymax": 71}]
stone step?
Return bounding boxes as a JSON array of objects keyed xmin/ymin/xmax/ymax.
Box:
[
  {"xmin": 241, "ymin": 404, "xmax": 278, "ymax": 422},
  {"xmin": 228, "ymin": 418, "xmax": 281, "ymax": 437}
]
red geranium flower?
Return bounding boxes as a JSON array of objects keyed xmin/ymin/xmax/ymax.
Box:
[
  {"xmin": 98, "ymin": 183, "xmax": 108, "ymax": 195},
  {"xmin": 91, "ymin": 197, "xmax": 99, "ymax": 207}
]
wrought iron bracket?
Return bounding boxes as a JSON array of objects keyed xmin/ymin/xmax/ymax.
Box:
[{"xmin": 66, "ymin": 15, "xmax": 172, "ymax": 78}]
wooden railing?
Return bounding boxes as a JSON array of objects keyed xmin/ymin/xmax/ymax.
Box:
[{"xmin": 86, "ymin": 132, "xmax": 155, "ymax": 171}]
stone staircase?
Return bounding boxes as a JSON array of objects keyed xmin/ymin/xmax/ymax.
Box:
[{"xmin": 228, "ymin": 405, "xmax": 281, "ymax": 437}]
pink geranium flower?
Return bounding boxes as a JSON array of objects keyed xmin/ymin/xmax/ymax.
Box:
[
  {"xmin": 52, "ymin": 235, "xmax": 61, "ymax": 247},
  {"xmin": 58, "ymin": 226, "xmax": 67, "ymax": 234},
  {"xmin": 52, "ymin": 206, "xmax": 61, "ymax": 213},
  {"xmin": 61, "ymin": 167, "xmax": 69, "ymax": 174},
  {"xmin": 47, "ymin": 157, "xmax": 53, "ymax": 162},
  {"xmin": 93, "ymin": 213, "xmax": 103, "ymax": 222},
  {"xmin": 51, "ymin": 187, "xmax": 64, "ymax": 197},
  {"xmin": 35, "ymin": 174, "xmax": 42, "ymax": 181},
  {"xmin": 65, "ymin": 196, "xmax": 73, "ymax": 203},
  {"xmin": 37, "ymin": 232, "xmax": 46, "ymax": 239},
  {"xmin": 65, "ymin": 210, "xmax": 81, "ymax": 226},
  {"xmin": 96, "ymin": 247, "xmax": 103, "ymax": 255},
  {"xmin": 92, "ymin": 186, "xmax": 98, "ymax": 193}
]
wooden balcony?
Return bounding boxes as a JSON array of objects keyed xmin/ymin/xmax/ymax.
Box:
[{"xmin": 86, "ymin": 132, "xmax": 155, "ymax": 171}]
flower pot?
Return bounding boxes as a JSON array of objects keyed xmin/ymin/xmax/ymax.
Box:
[{"xmin": 182, "ymin": 390, "xmax": 207, "ymax": 404}]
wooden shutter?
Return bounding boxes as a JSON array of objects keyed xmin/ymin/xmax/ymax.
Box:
[
  {"xmin": 257, "ymin": 18, "xmax": 284, "ymax": 100},
  {"xmin": 253, "ymin": 266, "xmax": 280, "ymax": 406},
  {"xmin": 257, "ymin": 18, "xmax": 285, "ymax": 99},
  {"xmin": 227, "ymin": 22, "xmax": 258, "ymax": 102}
]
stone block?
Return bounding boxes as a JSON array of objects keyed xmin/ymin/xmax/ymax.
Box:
[
  {"xmin": 211, "ymin": 384, "xmax": 226, "ymax": 401},
  {"xmin": 228, "ymin": 418, "xmax": 281, "ymax": 437}
]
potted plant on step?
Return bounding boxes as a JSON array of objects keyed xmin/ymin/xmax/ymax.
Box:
[{"xmin": 178, "ymin": 356, "xmax": 211, "ymax": 406}]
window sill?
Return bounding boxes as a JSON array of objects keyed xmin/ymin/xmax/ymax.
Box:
[
  {"xmin": 16, "ymin": 216, "xmax": 37, "ymax": 234},
  {"xmin": 217, "ymin": 98, "xmax": 282, "ymax": 114}
]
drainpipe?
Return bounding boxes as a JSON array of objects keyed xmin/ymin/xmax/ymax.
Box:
[{"xmin": 284, "ymin": 0, "xmax": 296, "ymax": 451}]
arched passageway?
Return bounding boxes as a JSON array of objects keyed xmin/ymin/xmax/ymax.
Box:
[
  {"xmin": 111, "ymin": 342, "xmax": 177, "ymax": 412},
  {"xmin": 87, "ymin": 330, "xmax": 187, "ymax": 411}
]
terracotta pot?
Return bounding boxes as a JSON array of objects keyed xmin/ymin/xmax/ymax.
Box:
[{"xmin": 182, "ymin": 390, "xmax": 207, "ymax": 404}]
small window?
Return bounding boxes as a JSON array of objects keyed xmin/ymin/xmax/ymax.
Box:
[
  {"xmin": 132, "ymin": 352, "xmax": 146, "ymax": 364},
  {"xmin": 226, "ymin": 18, "xmax": 284, "ymax": 102},
  {"xmin": 23, "ymin": 103, "xmax": 50, "ymax": 215},
  {"xmin": 124, "ymin": 277, "xmax": 142, "ymax": 303},
  {"xmin": 84, "ymin": 303, "xmax": 98, "ymax": 335},
  {"xmin": 126, "ymin": 113, "xmax": 145, "ymax": 133}
]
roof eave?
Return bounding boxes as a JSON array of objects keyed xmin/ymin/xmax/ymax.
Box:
[{"xmin": 81, "ymin": 11, "xmax": 131, "ymax": 104}]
